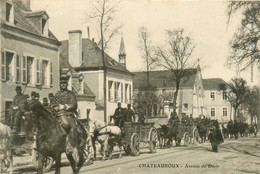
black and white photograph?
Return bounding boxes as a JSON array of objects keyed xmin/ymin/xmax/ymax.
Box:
[{"xmin": 0, "ymin": 0, "xmax": 259, "ymax": 173}]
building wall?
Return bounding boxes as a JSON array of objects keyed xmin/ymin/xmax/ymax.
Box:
[
  {"xmin": 77, "ymin": 100, "xmax": 96, "ymax": 120},
  {"xmin": 204, "ymin": 90, "xmax": 232, "ymax": 123},
  {"xmin": 0, "ymin": 26, "xmax": 59, "ymax": 123}
]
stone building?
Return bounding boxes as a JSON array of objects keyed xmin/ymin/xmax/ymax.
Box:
[
  {"xmin": 60, "ymin": 30, "xmax": 134, "ymax": 122},
  {"xmin": 0, "ymin": 0, "xmax": 60, "ymax": 124},
  {"xmin": 202, "ymin": 78, "xmax": 232, "ymax": 123}
]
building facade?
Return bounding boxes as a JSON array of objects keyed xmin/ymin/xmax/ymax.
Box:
[
  {"xmin": 133, "ymin": 66, "xmax": 205, "ymax": 122},
  {"xmin": 0, "ymin": 0, "xmax": 60, "ymax": 124},
  {"xmin": 60, "ymin": 30, "xmax": 134, "ymax": 122},
  {"xmin": 203, "ymin": 78, "xmax": 232, "ymax": 123}
]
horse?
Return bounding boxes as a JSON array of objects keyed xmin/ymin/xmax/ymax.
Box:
[
  {"xmin": 158, "ymin": 124, "xmax": 180, "ymax": 148},
  {"xmin": 0, "ymin": 123, "xmax": 12, "ymax": 174},
  {"xmin": 249, "ymin": 124, "xmax": 258, "ymax": 137},
  {"xmin": 27, "ymin": 101, "xmax": 87, "ymax": 174},
  {"xmin": 88, "ymin": 120, "xmax": 122, "ymax": 160},
  {"xmin": 197, "ymin": 123, "xmax": 207, "ymax": 143}
]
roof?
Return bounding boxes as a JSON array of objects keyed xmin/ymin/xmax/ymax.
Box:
[
  {"xmin": 202, "ymin": 78, "xmax": 227, "ymax": 90},
  {"xmin": 2, "ymin": 0, "xmax": 59, "ymax": 42},
  {"xmin": 60, "ymin": 39, "xmax": 133, "ymax": 75},
  {"xmin": 133, "ymin": 69, "xmax": 198, "ymax": 90}
]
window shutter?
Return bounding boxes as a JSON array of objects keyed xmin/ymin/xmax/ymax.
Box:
[
  {"xmin": 22, "ymin": 56, "xmax": 27, "ymax": 83},
  {"xmin": 1, "ymin": 51, "xmax": 6, "ymax": 81},
  {"xmin": 50, "ymin": 61, "xmax": 52, "ymax": 86},
  {"xmin": 16, "ymin": 54, "xmax": 20, "ymax": 82}
]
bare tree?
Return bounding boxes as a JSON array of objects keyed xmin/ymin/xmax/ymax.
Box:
[
  {"xmin": 87, "ymin": 0, "xmax": 122, "ymax": 122},
  {"xmin": 138, "ymin": 26, "xmax": 155, "ymax": 85},
  {"xmin": 153, "ymin": 29, "xmax": 195, "ymax": 114},
  {"xmin": 227, "ymin": 2, "xmax": 260, "ymax": 70}
]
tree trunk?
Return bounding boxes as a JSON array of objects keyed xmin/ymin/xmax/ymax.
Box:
[{"xmin": 173, "ymin": 81, "xmax": 180, "ymax": 115}]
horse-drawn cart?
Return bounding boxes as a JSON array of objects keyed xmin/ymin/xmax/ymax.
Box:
[{"xmin": 121, "ymin": 122, "xmax": 158, "ymax": 156}]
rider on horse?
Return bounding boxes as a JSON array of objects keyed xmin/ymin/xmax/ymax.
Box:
[
  {"xmin": 10, "ymin": 86, "xmax": 27, "ymax": 135},
  {"xmin": 51, "ymin": 75, "xmax": 82, "ymax": 155}
]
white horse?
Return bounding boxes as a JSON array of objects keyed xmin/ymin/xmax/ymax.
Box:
[
  {"xmin": 88, "ymin": 120, "xmax": 122, "ymax": 160},
  {"xmin": 0, "ymin": 123, "xmax": 12, "ymax": 174}
]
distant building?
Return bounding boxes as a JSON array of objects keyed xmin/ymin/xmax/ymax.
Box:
[
  {"xmin": 202, "ymin": 78, "xmax": 232, "ymax": 123},
  {"xmin": 60, "ymin": 30, "xmax": 134, "ymax": 122},
  {"xmin": 133, "ymin": 65, "xmax": 205, "ymax": 121},
  {"xmin": 0, "ymin": 0, "xmax": 60, "ymax": 125}
]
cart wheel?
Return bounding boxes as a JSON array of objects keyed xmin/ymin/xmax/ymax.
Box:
[
  {"xmin": 183, "ymin": 132, "xmax": 190, "ymax": 146},
  {"xmin": 42, "ymin": 156, "xmax": 54, "ymax": 173},
  {"xmin": 130, "ymin": 133, "xmax": 140, "ymax": 156},
  {"xmin": 148, "ymin": 128, "xmax": 157, "ymax": 153},
  {"xmin": 124, "ymin": 145, "xmax": 131, "ymax": 154},
  {"xmin": 193, "ymin": 128, "xmax": 199, "ymax": 145}
]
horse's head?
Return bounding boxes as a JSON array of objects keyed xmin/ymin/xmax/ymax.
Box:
[{"xmin": 88, "ymin": 120, "xmax": 106, "ymax": 137}]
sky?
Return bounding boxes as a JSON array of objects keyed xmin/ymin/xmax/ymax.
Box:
[{"xmin": 31, "ymin": 0, "xmax": 256, "ymax": 84}]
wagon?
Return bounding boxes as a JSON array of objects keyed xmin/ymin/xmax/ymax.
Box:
[{"xmin": 121, "ymin": 122, "xmax": 158, "ymax": 156}]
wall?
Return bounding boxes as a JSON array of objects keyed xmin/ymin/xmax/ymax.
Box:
[
  {"xmin": 0, "ymin": 26, "xmax": 59, "ymax": 123},
  {"xmin": 204, "ymin": 90, "xmax": 232, "ymax": 123}
]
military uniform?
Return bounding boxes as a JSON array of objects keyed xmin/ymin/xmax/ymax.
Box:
[
  {"xmin": 10, "ymin": 86, "xmax": 27, "ymax": 133},
  {"xmin": 113, "ymin": 104, "xmax": 124, "ymax": 128}
]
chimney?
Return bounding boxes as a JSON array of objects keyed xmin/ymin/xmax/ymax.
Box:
[
  {"xmin": 69, "ymin": 30, "xmax": 82, "ymax": 67},
  {"xmin": 20, "ymin": 0, "xmax": 31, "ymax": 10},
  {"xmin": 87, "ymin": 26, "xmax": 90, "ymax": 39}
]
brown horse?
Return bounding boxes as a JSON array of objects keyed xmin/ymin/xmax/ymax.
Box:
[{"xmin": 28, "ymin": 101, "xmax": 87, "ymax": 174}]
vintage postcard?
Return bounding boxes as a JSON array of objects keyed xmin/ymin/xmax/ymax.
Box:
[{"xmin": 0, "ymin": 0, "xmax": 259, "ymax": 174}]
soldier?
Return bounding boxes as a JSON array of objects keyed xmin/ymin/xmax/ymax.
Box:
[
  {"xmin": 189, "ymin": 114, "xmax": 194, "ymax": 125},
  {"xmin": 10, "ymin": 86, "xmax": 27, "ymax": 134},
  {"xmin": 125, "ymin": 104, "xmax": 135, "ymax": 122},
  {"xmin": 113, "ymin": 103, "xmax": 124, "ymax": 128},
  {"xmin": 43, "ymin": 98, "xmax": 49, "ymax": 107},
  {"xmin": 51, "ymin": 75, "xmax": 79, "ymax": 154},
  {"xmin": 48, "ymin": 93, "xmax": 54, "ymax": 105},
  {"xmin": 34, "ymin": 93, "xmax": 40, "ymax": 101},
  {"xmin": 31, "ymin": 91, "xmax": 36, "ymax": 101}
]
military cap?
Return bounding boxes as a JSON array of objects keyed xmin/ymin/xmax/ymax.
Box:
[
  {"xmin": 31, "ymin": 91, "xmax": 36, "ymax": 97},
  {"xmin": 60, "ymin": 74, "xmax": 69, "ymax": 83},
  {"xmin": 48, "ymin": 93, "xmax": 54, "ymax": 97},
  {"xmin": 43, "ymin": 97, "xmax": 48, "ymax": 102},
  {"xmin": 34, "ymin": 93, "xmax": 40, "ymax": 97},
  {"xmin": 15, "ymin": 86, "xmax": 22, "ymax": 91}
]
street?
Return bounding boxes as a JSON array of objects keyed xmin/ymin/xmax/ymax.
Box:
[{"xmin": 14, "ymin": 136, "xmax": 260, "ymax": 174}]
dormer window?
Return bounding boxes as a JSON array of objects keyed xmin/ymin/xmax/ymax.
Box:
[
  {"xmin": 6, "ymin": 2, "xmax": 14, "ymax": 23},
  {"xmin": 42, "ymin": 18, "xmax": 48, "ymax": 36}
]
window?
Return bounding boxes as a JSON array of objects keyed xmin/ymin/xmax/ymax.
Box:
[
  {"xmin": 1, "ymin": 51, "xmax": 15, "ymax": 81},
  {"xmin": 22, "ymin": 56, "xmax": 27, "ymax": 83},
  {"xmin": 223, "ymin": 108, "xmax": 227, "ymax": 117},
  {"xmin": 6, "ymin": 2, "xmax": 13, "ymax": 22},
  {"xmin": 86, "ymin": 109, "xmax": 91, "ymax": 120},
  {"xmin": 210, "ymin": 108, "xmax": 215, "ymax": 117},
  {"xmin": 223, "ymin": 92, "xmax": 227, "ymax": 100},
  {"xmin": 114, "ymin": 82, "xmax": 120, "ymax": 102},
  {"xmin": 36, "ymin": 59, "xmax": 41, "ymax": 85},
  {"xmin": 42, "ymin": 60, "xmax": 49, "ymax": 86},
  {"xmin": 27, "ymin": 56, "xmax": 34, "ymax": 84},
  {"xmin": 125, "ymin": 84, "xmax": 128, "ymax": 103},
  {"xmin": 16, "ymin": 55, "xmax": 20, "ymax": 82},
  {"xmin": 121, "ymin": 83, "xmax": 123, "ymax": 102},
  {"xmin": 108, "ymin": 81, "xmax": 113, "ymax": 101},
  {"xmin": 1, "ymin": 52, "xmax": 6, "ymax": 80},
  {"xmin": 210, "ymin": 92, "xmax": 215, "ymax": 100},
  {"xmin": 42, "ymin": 18, "xmax": 47, "ymax": 35}
]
